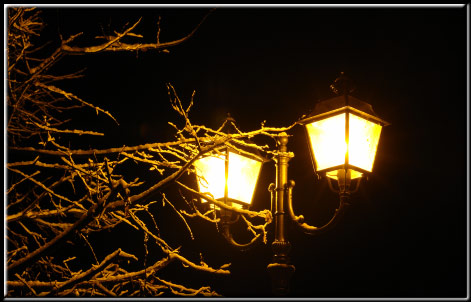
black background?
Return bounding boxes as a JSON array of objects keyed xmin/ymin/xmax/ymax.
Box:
[{"xmin": 17, "ymin": 4, "xmax": 468, "ymax": 298}]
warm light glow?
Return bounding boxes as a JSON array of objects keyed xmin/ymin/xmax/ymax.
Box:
[
  {"xmin": 193, "ymin": 150, "xmax": 262, "ymax": 209},
  {"xmin": 306, "ymin": 113, "xmax": 347, "ymax": 171},
  {"xmin": 348, "ymin": 113, "xmax": 382, "ymax": 172},
  {"xmin": 306, "ymin": 111, "xmax": 383, "ymax": 180},
  {"xmin": 227, "ymin": 151, "xmax": 262, "ymax": 205},
  {"xmin": 326, "ymin": 169, "xmax": 363, "ymax": 180},
  {"xmin": 194, "ymin": 154, "xmax": 225, "ymax": 200}
]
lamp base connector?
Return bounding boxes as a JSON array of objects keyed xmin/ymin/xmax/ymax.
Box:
[{"xmin": 267, "ymin": 262, "xmax": 295, "ymax": 295}]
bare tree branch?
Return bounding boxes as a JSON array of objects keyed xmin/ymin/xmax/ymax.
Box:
[{"xmin": 6, "ymin": 7, "xmax": 287, "ymax": 298}]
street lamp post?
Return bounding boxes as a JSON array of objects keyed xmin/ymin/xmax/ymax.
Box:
[
  {"xmin": 266, "ymin": 132, "xmax": 295, "ymax": 295},
  {"xmin": 193, "ymin": 73, "xmax": 389, "ymax": 295}
]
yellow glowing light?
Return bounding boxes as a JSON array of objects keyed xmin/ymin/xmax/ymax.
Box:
[
  {"xmin": 193, "ymin": 150, "xmax": 262, "ymax": 209},
  {"xmin": 305, "ymin": 113, "xmax": 347, "ymax": 171},
  {"xmin": 348, "ymin": 113, "xmax": 382, "ymax": 172},
  {"xmin": 326, "ymin": 169, "xmax": 363, "ymax": 180},
  {"xmin": 194, "ymin": 154, "xmax": 225, "ymax": 200},
  {"xmin": 305, "ymin": 112, "xmax": 383, "ymax": 180},
  {"xmin": 227, "ymin": 152, "xmax": 262, "ymax": 205}
]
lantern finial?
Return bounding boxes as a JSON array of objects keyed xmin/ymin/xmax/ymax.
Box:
[
  {"xmin": 220, "ymin": 112, "xmax": 238, "ymax": 134},
  {"xmin": 226, "ymin": 112, "xmax": 235, "ymax": 123},
  {"xmin": 330, "ymin": 72, "xmax": 355, "ymax": 95}
]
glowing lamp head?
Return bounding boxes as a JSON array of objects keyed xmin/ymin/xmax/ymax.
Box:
[
  {"xmin": 193, "ymin": 115, "xmax": 265, "ymax": 210},
  {"xmin": 299, "ymin": 94, "xmax": 389, "ymax": 180},
  {"xmin": 194, "ymin": 149, "xmax": 263, "ymax": 209}
]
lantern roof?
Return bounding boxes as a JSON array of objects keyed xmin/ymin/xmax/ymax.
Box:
[
  {"xmin": 298, "ymin": 94, "xmax": 390, "ymax": 127},
  {"xmin": 312, "ymin": 94, "xmax": 377, "ymax": 117},
  {"xmin": 219, "ymin": 113, "xmax": 238, "ymax": 135},
  {"xmin": 299, "ymin": 72, "xmax": 390, "ymax": 126},
  {"xmin": 212, "ymin": 113, "xmax": 268, "ymax": 163}
]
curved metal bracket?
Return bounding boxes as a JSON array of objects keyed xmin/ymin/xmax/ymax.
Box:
[
  {"xmin": 349, "ymin": 177, "xmax": 362, "ymax": 194},
  {"xmin": 221, "ymin": 222, "xmax": 262, "ymax": 252},
  {"xmin": 286, "ymin": 180, "xmax": 349, "ymax": 236},
  {"xmin": 219, "ymin": 207, "xmax": 240, "ymax": 225},
  {"xmin": 327, "ymin": 176, "xmax": 340, "ymax": 194}
]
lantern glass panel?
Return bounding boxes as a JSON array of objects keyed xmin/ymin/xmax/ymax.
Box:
[
  {"xmin": 194, "ymin": 153, "xmax": 225, "ymax": 200},
  {"xmin": 227, "ymin": 151, "xmax": 262, "ymax": 205},
  {"xmin": 306, "ymin": 113, "xmax": 347, "ymax": 171},
  {"xmin": 194, "ymin": 150, "xmax": 262, "ymax": 209},
  {"xmin": 348, "ymin": 113, "xmax": 382, "ymax": 172}
]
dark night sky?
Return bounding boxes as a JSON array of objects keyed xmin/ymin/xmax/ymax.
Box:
[{"xmin": 23, "ymin": 4, "xmax": 469, "ymax": 298}]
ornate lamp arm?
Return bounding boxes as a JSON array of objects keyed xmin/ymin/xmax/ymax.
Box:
[
  {"xmin": 220, "ymin": 221, "xmax": 262, "ymax": 252},
  {"xmin": 285, "ymin": 180, "xmax": 350, "ymax": 236}
]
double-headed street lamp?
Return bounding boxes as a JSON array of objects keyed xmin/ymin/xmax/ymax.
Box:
[{"xmin": 193, "ymin": 73, "xmax": 389, "ymax": 294}]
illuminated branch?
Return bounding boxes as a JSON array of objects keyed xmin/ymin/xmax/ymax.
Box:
[
  {"xmin": 60, "ymin": 9, "xmax": 214, "ymax": 54},
  {"xmin": 8, "ymin": 179, "xmax": 129, "ymax": 275},
  {"xmin": 6, "ymin": 7, "xmax": 289, "ymax": 298},
  {"xmin": 7, "ymin": 167, "xmax": 86, "ymax": 211},
  {"xmin": 60, "ymin": 18, "xmax": 142, "ymax": 54},
  {"xmin": 38, "ymin": 248, "xmax": 138, "ymax": 296},
  {"xmin": 127, "ymin": 209, "xmax": 230, "ymax": 275},
  {"xmin": 181, "ymin": 208, "xmax": 220, "ymax": 224},
  {"xmin": 154, "ymin": 277, "xmax": 221, "ymax": 297},
  {"xmin": 176, "ymin": 181, "xmax": 273, "ymax": 221},
  {"xmin": 9, "ymin": 123, "xmax": 294, "ymax": 156},
  {"xmin": 104, "ymin": 136, "xmax": 234, "ymax": 212}
]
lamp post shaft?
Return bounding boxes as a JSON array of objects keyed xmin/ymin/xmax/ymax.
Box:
[
  {"xmin": 274, "ymin": 133, "xmax": 289, "ymax": 244},
  {"xmin": 267, "ymin": 132, "xmax": 295, "ymax": 295}
]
